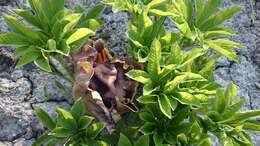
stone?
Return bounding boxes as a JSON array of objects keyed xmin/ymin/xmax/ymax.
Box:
[
  {"xmin": 0, "ymin": 141, "xmax": 12, "ymax": 146},
  {"xmin": 13, "ymin": 138, "xmax": 34, "ymax": 146}
]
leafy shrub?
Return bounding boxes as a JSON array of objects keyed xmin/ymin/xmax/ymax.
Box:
[
  {"xmin": 1, "ymin": 0, "xmax": 260, "ymax": 146},
  {"xmin": 0, "ymin": 0, "xmax": 103, "ymax": 83},
  {"xmin": 34, "ymin": 98, "xmax": 108, "ymax": 146}
]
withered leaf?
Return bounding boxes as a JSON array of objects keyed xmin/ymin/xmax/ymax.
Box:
[{"xmin": 72, "ymin": 40, "xmax": 141, "ymax": 132}]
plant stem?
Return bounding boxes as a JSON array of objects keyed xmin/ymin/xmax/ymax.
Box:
[
  {"xmin": 49, "ymin": 59, "xmax": 74, "ymax": 84},
  {"xmin": 54, "ymin": 55, "xmax": 75, "ymax": 82}
]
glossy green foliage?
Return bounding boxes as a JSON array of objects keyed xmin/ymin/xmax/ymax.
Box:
[
  {"xmin": 127, "ymin": 39, "xmax": 218, "ymax": 119},
  {"xmin": 0, "ymin": 0, "xmax": 102, "ymax": 72},
  {"xmin": 33, "ymin": 98, "xmax": 108, "ymax": 146}
]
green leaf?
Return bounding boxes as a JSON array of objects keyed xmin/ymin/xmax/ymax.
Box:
[
  {"xmin": 228, "ymin": 99, "xmax": 245, "ymax": 113},
  {"xmin": 153, "ymin": 132, "xmax": 164, "ymax": 145},
  {"xmin": 196, "ymin": 135, "xmax": 212, "ymax": 146},
  {"xmin": 79, "ymin": 116, "xmax": 94, "ymax": 129},
  {"xmin": 149, "ymin": 9, "xmax": 175, "ymax": 16},
  {"xmin": 126, "ymin": 70, "xmax": 150, "ymax": 84},
  {"xmin": 160, "ymin": 32, "xmax": 181, "ymax": 46},
  {"xmin": 147, "ymin": 0, "xmax": 166, "ymax": 8},
  {"xmin": 81, "ymin": 19, "xmax": 102, "ymax": 31},
  {"xmin": 32, "ymin": 133, "xmax": 54, "ymax": 146},
  {"xmin": 147, "ymin": 39, "xmax": 161, "ymax": 79},
  {"xmin": 137, "ymin": 95, "xmax": 158, "ymax": 104},
  {"xmin": 194, "ymin": 0, "xmax": 204, "ymax": 21},
  {"xmin": 164, "ymin": 72, "xmax": 206, "ymax": 93},
  {"xmin": 59, "ymin": 39, "xmax": 71, "ymax": 56},
  {"xmin": 158, "ymin": 94, "xmax": 172, "ymax": 119},
  {"xmin": 102, "ymin": 0, "xmax": 130, "ymax": 13},
  {"xmin": 168, "ymin": 43, "xmax": 181, "ymax": 65},
  {"xmin": 35, "ymin": 108, "xmax": 55, "ymax": 130},
  {"xmin": 172, "ymin": 16, "xmax": 192, "ymax": 39},
  {"xmin": 46, "ymin": 39, "xmax": 56, "ymax": 51},
  {"xmin": 135, "ymin": 135, "xmax": 149, "ymax": 146},
  {"xmin": 220, "ymin": 110, "xmax": 260, "ymax": 124},
  {"xmin": 197, "ymin": 0, "xmax": 221, "ymax": 25},
  {"xmin": 200, "ymin": 6, "xmax": 241, "ymax": 30},
  {"xmin": 17, "ymin": 50, "xmax": 41, "ymax": 67},
  {"xmin": 3, "ymin": 14, "xmax": 41, "ymax": 41},
  {"xmin": 170, "ymin": 106, "xmax": 190, "ymax": 125},
  {"xmin": 51, "ymin": 127, "xmax": 73, "ymax": 138},
  {"xmin": 139, "ymin": 112, "xmax": 154, "ymax": 122},
  {"xmin": 204, "ymin": 29, "xmax": 235, "ymax": 39},
  {"xmin": 13, "ymin": 46, "xmax": 37, "ymax": 58},
  {"xmin": 159, "ymin": 64, "xmax": 177, "ymax": 83},
  {"xmin": 213, "ymin": 39, "xmax": 242, "ymax": 49},
  {"xmin": 138, "ymin": 11, "xmax": 153, "ymax": 39},
  {"xmin": 118, "ymin": 133, "xmax": 132, "ymax": 146},
  {"xmin": 13, "ymin": 9, "xmax": 42, "ymax": 29},
  {"xmin": 181, "ymin": 48, "xmax": 205, "ymax": 68},
  {"xmin": 139, "ymin": 123, "xmax": 155, "ymax": 135},
  {"xmin": 86, "ymin": 4, "xmax": 104, "ymax": 19},
  {"xmin": 0, "ymin": 34, "xmax": 32, "ymax": 47},
  {"xmin": 169, "ymin": 98, "xmax": 178, "ymax": 111},
  {"xmin": 34, "ymin": 51, "xmax": 51, "ymax": 72},
  {"xmin": 207, "ymin": 40, "xmax": 238, "ymax": 61},
  {"xmin": 214, "ymin": 90, "xmax": 227, "ymax": 114},
  {"xmin": 225, "ymin": 82, "xmax": 238, "ymax": 105},
  {"xmin": 172, "ymin": 92, "xmax": 201, "ymax": 107},
  {"xmin": 52, "ymin": 20, "xmax": 63, "ymax": 40},
  {"xmin": 61, "ymin": 13, "xmax": 82, "ymax": 38},
  {"xmin": 28, "ymin": 0, "xmax": 50, "ymax": 31},
  {"xmin": 87, "ymin": 122, "xmax": 105, "ymax": 138},
  {"xmin": 56, "ymin": 108, "xmax": 77, "ymax": 130},
  {"xmin": 242, "ymin": 120, "xmax": 260, "ymax": 131},
  {"xmin": 71, "ymin": 98, "xmax": 85, "ymax": 120},
  {"xmin": 143, "ymin": 82, "xmax": 156, "ymax": 96},
  {"xmin": 67, "ymin": 28, "xmax": 94, "ymax": 45},
  {"xmin": 177, "ymin": 133, "xmax": 188, "ymax": 145}
]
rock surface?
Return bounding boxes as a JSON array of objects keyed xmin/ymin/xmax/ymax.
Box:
[{"xmin": 0, "ymin": 0, "xmax": 260, "ymax": 145}]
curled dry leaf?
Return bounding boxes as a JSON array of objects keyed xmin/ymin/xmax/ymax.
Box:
[{"xmin": 72, "ymin": 40, "xmax": 141, "ymax": 132}]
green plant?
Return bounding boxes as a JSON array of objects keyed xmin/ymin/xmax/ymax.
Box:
[
  {"xmin": 117, "ymin": 134, "xmax": 150, "ymax": 146},
  {"xmin": 33, "ymin": 98, "xmax": 108, "ymax": 146},
  {"xmin": 0, "ymin": 0, "xmax": 103, "ymax": 83},
  {"xmin": 103, "ymin": 0, "xmax": 242, "ymax": 61},
  {"xmin": 104, "ymin": 0, "xmax": 260, "ymax": 145}
]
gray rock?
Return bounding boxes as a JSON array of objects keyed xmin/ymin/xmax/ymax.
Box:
[
  {"xmin": 13, "ymin": 138, "xmax": 34, "ymax": 146},
  {"xmin": 0, "ymin": 141, "xmax": 12, "ymax": 146},
  {"xmin": 0, "ymin": 73, "xmax": 33, "ymax": 141},
  {"xmin": 96, "ymin": 12, "xmax": 130, "ymax": 57}
]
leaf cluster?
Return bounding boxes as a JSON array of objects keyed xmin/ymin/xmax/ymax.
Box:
[
  {"xmin": 34, "ymin": 98, "xmax": 108, "ymax": 146},
  {"xmin": 0, "ymin": 0, "xmax": 103, "ymax": 73}
]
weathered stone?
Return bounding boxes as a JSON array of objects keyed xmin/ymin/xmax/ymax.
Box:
[
  {"xmin": 13, "ymin": 138, "xmax": 34, "ymax": 146},
  {"xmin": 0, "ymin": 141, "xmax": 12, "ymax": 146}
]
